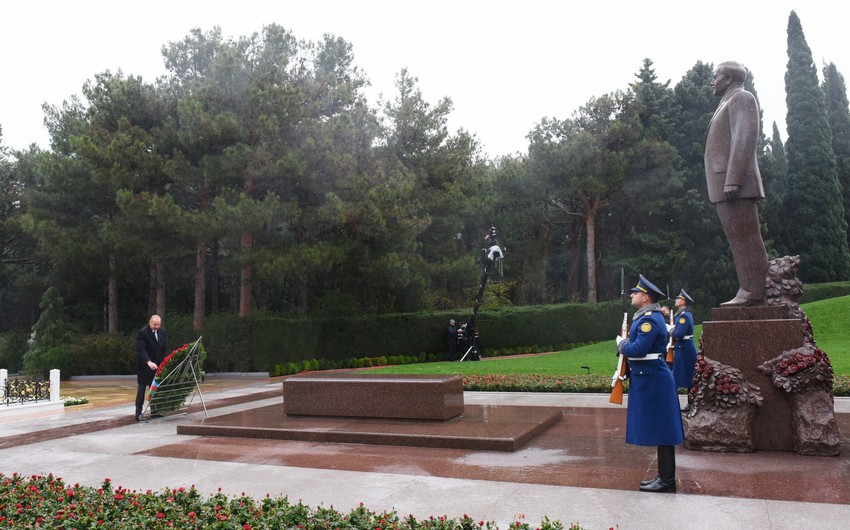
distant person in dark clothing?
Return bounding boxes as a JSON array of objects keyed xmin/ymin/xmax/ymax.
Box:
[
  {"xmin": 447, "ymin": 319, "xmax": 457, "ymax": 361},
  {"xmin": 135, "ymin": 314, "xmax": 167, "ymax": 422}
]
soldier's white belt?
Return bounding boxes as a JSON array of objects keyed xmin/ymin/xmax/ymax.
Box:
[
  {"xmin": 630, "ymin": 353, "xmax": 662, "ymax": 361},
  {"xmin": 682, "ymin": 335, "xmax": 694, "ymax": 340}
]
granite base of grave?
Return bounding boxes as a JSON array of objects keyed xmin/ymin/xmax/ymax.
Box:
[
  {"xmin": 282, "ymin": 373, "xmax": 465, "ymax": 420},
  {"xmin": 177, "ymin": 372, "xmax": 562, "ymax": 451}
]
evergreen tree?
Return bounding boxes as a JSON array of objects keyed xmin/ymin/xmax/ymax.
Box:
[
  {"xmin": 22, "ymin": 286, "xmax": 71, "ymax": 376},
  {"xmin": 761, "ymin": 122, "xmax": 789, "ymax": 255},
  {"xmin": 613, "ymin": 60, "xmax": 685, "ymax": 293},
  {"xmin": 783, "ymin": 11, "xmax": 850, "ymax": 281},
  {"xmin": 823, "ymin": 62, "xmax": 850, "ymax": 248}
]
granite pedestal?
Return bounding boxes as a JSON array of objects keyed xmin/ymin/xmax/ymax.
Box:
[
  {"xmin": 699, "ymin": 305, "xmax": 804, "ymax": 451},
  {"xmin": 177, "ymin": 372, "xmax": 562, "ymax": 451},
  {"xmin": 282, "ymin": 373, "xmax": 464, "ymax": 420}
]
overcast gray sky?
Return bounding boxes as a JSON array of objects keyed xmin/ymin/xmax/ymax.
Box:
[{"xmin": 2, "ymin": 1, "xmax": 848, "ymax": 158}]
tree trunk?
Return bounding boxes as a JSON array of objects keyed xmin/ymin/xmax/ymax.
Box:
[
  {"xmin": 239, "ymin": 231, "xmax": 253, "ymax": 317},
  {"xmin": 583, "ymin": 194, "xmax": 601, "ymax": 303},
  {"xmin": 210, "ymin": 238, "xmax": 220, "ymax": 313},
  {"xmin": 107, "ymin": 253, "xmax": 118, "ymax": 334},
  {"xmin": 240, "ymin": 176, "xmax": 254, "ymax": 318},
  {"xmin": 155, "ymin": 256, "xmax": 165, "ymax": 322},
  {"xmin": 295, "ymin": 269, "xmax": 309, "ymax": 316},
  {"xmin": 193, "ymin": 188, "xmax": 209, "ymax": 334},
  {"xmin": 193, "ymin": 243, "xmax": 206, "ymax": 334},
  {"xmin": 540, "ymin": 223, "xmax": 551, "ymax": 303}
]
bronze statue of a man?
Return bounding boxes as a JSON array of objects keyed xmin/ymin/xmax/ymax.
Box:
[{"xmin": 704, "ymin": 61, "xmax": 769, "ymax": 306}]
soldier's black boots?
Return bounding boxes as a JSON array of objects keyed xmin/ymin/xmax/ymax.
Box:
[{"xmin": 639, "ymin": 445, "xmax": 676, "ymax": 493}]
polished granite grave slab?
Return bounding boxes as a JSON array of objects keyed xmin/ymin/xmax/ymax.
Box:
[
  {"xmin": 283, "ymin": 372, "xmax": 464, "ymax": 420},
  {"xmin": 176, "ymin": 403, "xmax": 562, "ymax": 451},
  {"xmin": 160, "ymin": 405, "xmax": 850, "ymax": 504}
]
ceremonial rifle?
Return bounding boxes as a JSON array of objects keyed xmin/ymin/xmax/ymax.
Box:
[
  {"xmin": 665, "ymin": 307, "xmax": 675, "ymax": 364},
  {"xmin": 609, "ymin": 268, "xmax": 629, "ymax": 405}
]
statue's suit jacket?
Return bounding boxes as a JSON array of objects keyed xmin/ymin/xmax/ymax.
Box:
[{"xmin": 704, "ymin": 85, "xmax": 764, "ymax": 203}]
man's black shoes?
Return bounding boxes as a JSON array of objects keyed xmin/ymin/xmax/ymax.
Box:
[
  {"xmin": 135, "ymin": 414, "xmax": 148, "ymax": 423},
  {"xmin": 640, "ymin": 475, "xmax": 660, "ymax": 486},
  {"xmin": 639, "ymin": 476, "xmax": 676, "ymax": 493}
]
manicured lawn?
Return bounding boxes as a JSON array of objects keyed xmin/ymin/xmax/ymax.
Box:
[{"xmin": 371, "ymin": 296, "xmax": 850, "ymax": 376}]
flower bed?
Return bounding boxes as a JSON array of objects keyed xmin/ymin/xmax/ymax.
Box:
[
  {"xmin": 462, "ymin": 373, "xmax": 850, "ymax": 397},
  {"xmin": 0, "ymin": 473, "xmax": 581, "ymax": 529},
  {"xmin": 462, "ymin": 373, "xmax": 614, "ymax": 393}
]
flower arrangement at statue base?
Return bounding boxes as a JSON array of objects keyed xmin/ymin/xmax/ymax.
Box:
[
  {"xmin": 149, "ymin": 340, "xmax": 206, "ymax": 417},
  {"xmin": 683, "ymin": 354, "xmax": 763, "ymax": 452}
]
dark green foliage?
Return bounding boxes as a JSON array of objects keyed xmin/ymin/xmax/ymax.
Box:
[
  {"xmin": 761, "ymin": 122, "xmax": 789, "ymax": 254},
  {"xmin": 3, "ymin": 17, "xmax": 850, "ymax": 352},
  {"xmin": 64, "ymin": 333, "xmax": 136, "ymax": 378},
  {"xmin": 0, "ymin": 330, "xmax": 28, "ymax": 373},
  {"xmin": 823, "ymin": 62, "xmax": 850, "ymax": 248},
  {"xmin": 798, "ymin": 281, "xmax": 850, "ymax": 303},
  {"xmin": 783, "ymin": 11, "xmax": 850, "ymax": 282},
  {"xmin": 164, "ymin": 302, "xmax": 623, "ymax": 372}
]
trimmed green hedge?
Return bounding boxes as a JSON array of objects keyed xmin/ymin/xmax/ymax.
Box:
[
  {"xmin": 166, "ymin": 302, "xmax": 624, "ymax": 372},
  {"xmin": 798, "ymin": 282, "xmax": 850, "ymax": 304}
]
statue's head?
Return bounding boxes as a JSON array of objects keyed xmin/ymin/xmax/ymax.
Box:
[{"xmin": 716, "ymin": 61, "xmax": 748, "ymax": 83}]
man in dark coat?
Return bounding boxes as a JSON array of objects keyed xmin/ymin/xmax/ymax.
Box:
[
  {"xmin": 616, "ymin": 275, "xmax": 684, "ymax": 492},
  {"xmin": 135, "ymin": 314, "xmax": 167, "ymax": 422},
  {"xmin": 447, "ymin": 319, "xmax": 457, "ymax": 361}
]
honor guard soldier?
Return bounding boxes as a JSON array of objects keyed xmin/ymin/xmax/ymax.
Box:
[
  {"xmin": 670, "ymin": 289, "xmax": 698, "ymax": 411},
  {"xmin": 616, "ymin": 274, "xmax": 684, "ymax": 492}
]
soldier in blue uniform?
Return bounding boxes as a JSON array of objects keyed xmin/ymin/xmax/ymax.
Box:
[
  {"xmin": 669, "ymin": 289, "xmax": 698, "ymax": 412},
  {"xmin": 616, "ymin": 274, "xmax": 684, "ymax": 493}
]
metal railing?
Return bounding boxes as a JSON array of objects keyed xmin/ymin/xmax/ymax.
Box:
[
  {"xmin": 2, "ymin": 378, "xmax": 51, "ymax": 406},
  {"xmin": 0, "ymin": 369, "xmax": 59, "ymax": 407}
]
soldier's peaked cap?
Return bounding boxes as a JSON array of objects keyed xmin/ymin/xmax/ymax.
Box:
[
  {"xmin": 676, "ymin": 289, "xmax": 695, "ymax": 305},
  {"xmin": 630, "ymin": 274, "xmax": 666, "ymax": 301}
]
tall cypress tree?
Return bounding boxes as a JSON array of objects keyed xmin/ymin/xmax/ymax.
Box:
[
  {"xmin": 761, "ymin": 122, "xmax": 789, "ymax": 254},
  {"xmin": 783, "ymin": 11, "xmax": 850, "ymax": 281},
  {"xmin": 822, "ymin": 62, "xmax": 850, "ymax": 248}
]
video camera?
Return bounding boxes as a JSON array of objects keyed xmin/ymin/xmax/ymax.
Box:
[{"xmin": 456, "ymin": 321, "xmax": 481, "ymax": 361}]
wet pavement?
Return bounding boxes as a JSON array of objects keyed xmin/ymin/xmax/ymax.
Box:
[{"xmin": 1, "ymin": 376, "xmax": 849, "ymax": 529}]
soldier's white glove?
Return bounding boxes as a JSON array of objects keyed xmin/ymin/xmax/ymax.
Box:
[
  {"xmin": 667, "ymin": 324, "xmax": 674, "ymax": 333},
  {"xmin": 616, "ymin": 335, "xmax": 626, "ymax": 347}
]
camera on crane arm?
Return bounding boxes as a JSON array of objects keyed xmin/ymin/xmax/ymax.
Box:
[
  {"xmin": 459, "ymin": 224, "xmax": 505, "ymax": 362},
  {"xmin": 483, "ymin": 225, "xmax": 504, "ymax": 269}
]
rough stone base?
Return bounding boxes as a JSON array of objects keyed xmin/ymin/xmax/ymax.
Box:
[
  {"xmin": 684, "ymin": 404, "xmax": 757, "ymax": 452},
  {"xmin": 790, "ymin": 390, "xmax": 841, "ymax": 456}
]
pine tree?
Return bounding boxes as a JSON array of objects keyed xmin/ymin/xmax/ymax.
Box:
[
  {"xmin": 783, "ymin": 11, "xmax": 850, "ymax": 281},
  {"xmin": 822, "ymin": 62, "xmax": 850, "ymax": 248}
]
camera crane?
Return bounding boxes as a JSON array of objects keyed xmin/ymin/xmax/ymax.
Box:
[{"xmin": 459, "ymin": 225, "xmax": 503, "ymax": 362}]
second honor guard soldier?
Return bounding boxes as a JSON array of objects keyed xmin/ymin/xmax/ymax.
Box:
[
  {"xmin": 670, "ymin": 289, "xmax": 698, "ymax": 411},
  {"xmin": 616, "ymin": 275, "xmax": 685, "ymax": 492}
]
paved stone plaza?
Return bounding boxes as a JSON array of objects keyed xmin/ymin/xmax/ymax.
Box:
[{"xmin": 1, "ymin": 377, "xmax": 848, "ymax": 529}]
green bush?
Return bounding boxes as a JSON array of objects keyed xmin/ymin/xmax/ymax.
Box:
[
  {"xmin": 799, "ymin": 282, "xmax": 850, "ymax": 304},
  {"xmin": 65, "ymin": 333, "xmax": 135, "ymax": 377},
  {"xmin": 0, "ymin": 330, "xmax": 29, "ymax": 373},
  {"xmin": 165, "ymin": 302, "xmax": 623, "ymax": 372}
]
